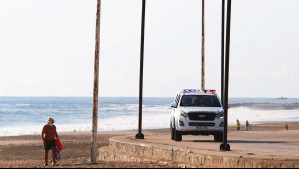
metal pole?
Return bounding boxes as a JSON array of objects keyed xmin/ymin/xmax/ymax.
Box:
[
  {"xmin": 201, "ymin": 0, "xmax": 205, "ymax": 90},
  {"xmin": 220, "ymin": 0, "xmax": 232, "ymax": 152},
  {"xmin": 136, "ymin": 0, "xmax": 146, "ymax": 139},
  {"xmin": 221, "ymin": 0, "xmax": 225, "ymax": 105},
  {"xmin": 91, "ymin": 0, "xmax": 101, "ymax": 163}
]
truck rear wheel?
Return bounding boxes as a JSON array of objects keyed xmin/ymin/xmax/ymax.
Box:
[{"xmin": 214, "ymin": 133, "xmax": 223, "ymax": 142}]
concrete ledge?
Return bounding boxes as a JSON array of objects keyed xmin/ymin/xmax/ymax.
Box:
[
  {"xmin": 98, "ymin": 136, "xmax": 299, "ymax": 168},
  {"xmin": 99, "ymin": 146, "xmax": 202, "ymax": 168}
]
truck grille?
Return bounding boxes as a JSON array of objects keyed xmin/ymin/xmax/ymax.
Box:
[
  {"xmin": 188, "ymin": 112, "xmax": 216, "ymax": 121},
  {"xmin": 189, "ymin": 122, "xmax": 215, "ymax": 126}
]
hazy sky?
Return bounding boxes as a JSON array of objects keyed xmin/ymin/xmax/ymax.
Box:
[{"xmin": 0, "ymin": 0, "xmax": 298, "ymax": 98}]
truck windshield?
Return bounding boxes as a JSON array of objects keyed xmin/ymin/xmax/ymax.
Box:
[{"xmin": 180, "ymin": 95, "xmax": 221, "ymax": 107}]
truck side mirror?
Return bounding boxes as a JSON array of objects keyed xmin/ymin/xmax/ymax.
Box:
[{"xmin": 171, "ymin": 103, "xmax": 177, "ymax": 108}]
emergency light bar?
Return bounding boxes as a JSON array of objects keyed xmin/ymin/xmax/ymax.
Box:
[{"xmin": 182, "ymin": 89, "xmax": 216, "ymax": 94}]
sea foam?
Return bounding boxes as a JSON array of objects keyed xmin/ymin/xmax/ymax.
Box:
[{"xmin": 0, "ymin": 97, "xmax": 298, "ymax": 136}]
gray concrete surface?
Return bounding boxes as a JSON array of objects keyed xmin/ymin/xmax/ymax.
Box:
[{"xmin": 98, "ymin": 130, "xmax": 299, "ymax": 168}]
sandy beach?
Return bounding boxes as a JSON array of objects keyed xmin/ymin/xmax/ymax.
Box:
[{"xmin": 0, "ymin": 122, "xmax": 298, "ymax": 168}]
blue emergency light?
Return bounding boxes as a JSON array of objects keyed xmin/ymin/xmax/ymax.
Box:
[{"xmin": 182, "ymin": 89, "xmax": 202, "ymax": 93}]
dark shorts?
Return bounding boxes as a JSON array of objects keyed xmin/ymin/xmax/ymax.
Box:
[{"xmin": 44, "ymin": 140, "xmax": 56, "ymax": 150}]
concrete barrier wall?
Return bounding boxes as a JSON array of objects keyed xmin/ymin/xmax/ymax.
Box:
[{"xmin": 99, "ymin": 136, "xmax": 299, "ymax": 168}]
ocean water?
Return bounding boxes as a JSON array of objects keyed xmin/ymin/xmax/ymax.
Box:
[{"xmin": 0, "ymin": 97, "xmax": 299, "ymax": 136}]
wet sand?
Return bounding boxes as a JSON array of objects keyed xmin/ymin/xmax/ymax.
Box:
[{"xmin": 0, "ymin": 122, "xmax": 298, "ymax": 168}]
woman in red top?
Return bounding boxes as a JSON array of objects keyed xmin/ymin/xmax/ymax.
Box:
[{"xmin": 41, "ymin": 117, "xmax": 59, "ymax": 166}]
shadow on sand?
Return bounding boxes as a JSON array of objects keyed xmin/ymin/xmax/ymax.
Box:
[
  {"xmin": 190, "ymin": 140, "xmax": 286, "ymax": 144},
  {"xmin": 228, "ymin": 140, "xmax": 286, "ymax": 144}
]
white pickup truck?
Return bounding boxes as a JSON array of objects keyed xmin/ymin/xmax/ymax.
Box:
[{"xmin": 170, "ymin": 89, "xmax": 224, "ymax": 142}]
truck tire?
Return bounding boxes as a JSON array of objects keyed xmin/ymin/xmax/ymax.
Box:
[
  {"xmin": 174, "ymin": 125, "xmax": 182, "ymax": 141},
  {"xmin": 214, "ymin": 133, "xmax": 223, "ymax": 142}
]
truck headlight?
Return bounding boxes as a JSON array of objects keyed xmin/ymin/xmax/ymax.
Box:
[
  {"xmin": 216, "ymin": 111, "xmax": 224, "ymax": 118},
  {"xmin": 180, "ymin": 111, "xmax": 188, "ymax": 118}
]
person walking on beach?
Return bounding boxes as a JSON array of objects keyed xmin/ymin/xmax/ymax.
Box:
[
  {"xmin": 246, "ymin": 120, "xmax": 251, "ymax": 131},
  {"xmin": 236, "ymin": 119, "xmax": 241, "ymax": 131},
  {"xmin": 41, "ymin": 117, "xmax": 59, "ymax": 166}
]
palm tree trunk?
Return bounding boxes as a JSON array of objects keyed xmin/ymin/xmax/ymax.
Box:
[
  {"xmin": 91, "ymin": 0, "xmax": 101, "ymax": 164},
  {"xmin": 201, "ymin": 0, "xmax": 205, "ymax": 90}
]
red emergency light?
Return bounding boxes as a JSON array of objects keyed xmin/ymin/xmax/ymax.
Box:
[{"xmin": 204, "ymin": 89, "xmax": 216, "ymax": 94}]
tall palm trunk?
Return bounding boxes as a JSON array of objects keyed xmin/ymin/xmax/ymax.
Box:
[
  {"xmin": 201, "ymin": 0, "xmax": 205, "ymax": 90},
  {"xmin": 91, "ymin": 0, "xmax": 101, "ymax": 164}
]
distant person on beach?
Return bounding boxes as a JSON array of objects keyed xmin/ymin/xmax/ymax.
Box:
[
  {"xmin": 41, "ymin": 117, "xmax": 59, "ymax": 166},
  {"xmin": 236, "ymin": 119, "xmax": 241, "ymax": 131},
  {"xmin": 246, "ymin": 120, "xmax": 252, "ymax": 131}
]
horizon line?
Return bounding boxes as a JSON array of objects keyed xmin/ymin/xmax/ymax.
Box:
[{"xmin": 0, "ymin": 96, "xmax": 297, "ymax": 99}]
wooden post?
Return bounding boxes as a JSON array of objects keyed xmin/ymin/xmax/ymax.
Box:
[
  {"xmin": 91, "ymin": 0, "xmax": 101, "ymax": 164},
  {"xmin": 201, "ymin": 0, "xmax": 205, "ymax": 90},
  {"xmin": 285, "ymin": 123, "xmax": 289, "ymax": 130}
]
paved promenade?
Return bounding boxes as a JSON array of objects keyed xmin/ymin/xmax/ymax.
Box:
[{"xmin": 99, "ymin": 129, "xmax": 299, "ymax": 168}]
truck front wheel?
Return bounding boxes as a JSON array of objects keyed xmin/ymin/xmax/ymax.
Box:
[
  {"xmin": 170, "ymin": 124, "xmax": 175, "ymax": 140},
  {"xmin": 174, "ymin": 125, "xmax": 182, "ymax": 142}
]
